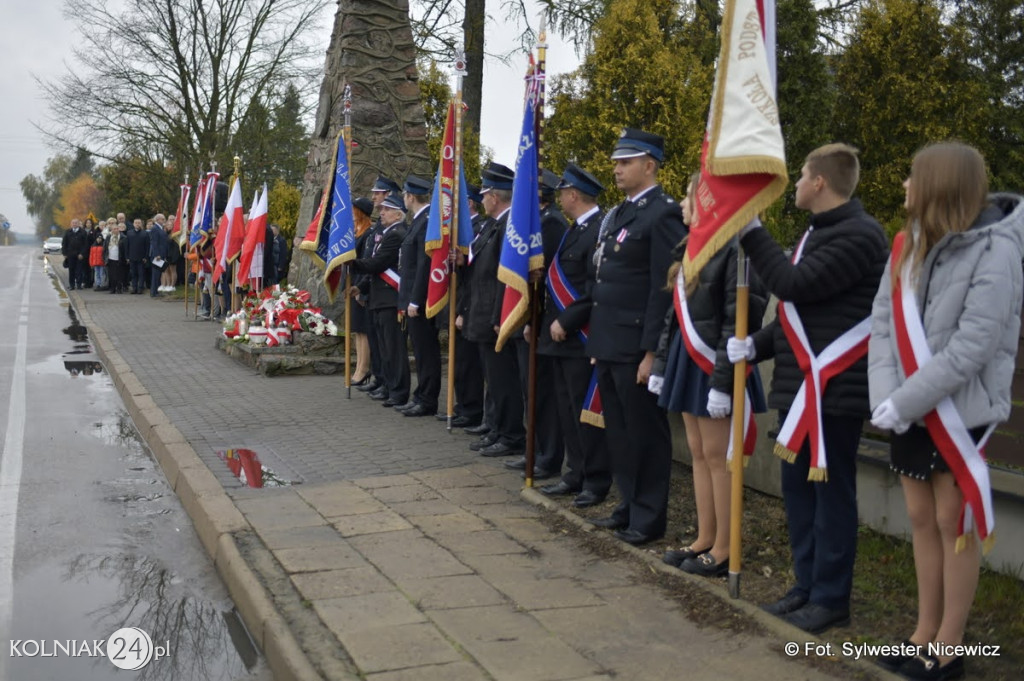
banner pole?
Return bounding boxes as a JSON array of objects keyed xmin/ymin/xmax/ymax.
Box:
[
  {"xmin": 728, "ymin": 245, "xmax": 750, "ymax": 598},
  {"xmin": 183, "ymin": 173, "xmax": 190, "ymax": 317},
  {"xmin": 523, "ymin": 18, "xmax": 547, "ymax": 489},
  {"xmin": 343, "ymin": 85, "xmax": 353, "ymax": 399},
  {"xmin": 446, "ymin": 52, "xmax": 466, "ymax": 433}
]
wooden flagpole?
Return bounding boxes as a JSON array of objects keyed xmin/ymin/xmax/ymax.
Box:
[
  {"xmin": 446, "ymin": 51, "xmax": 467, "ymax": 432},
  {"xmin": 343, "ymin": 84, "xmax": 353, "ymax": 399},
  {"xmin": 524, "ymin": 19, "xmax": 547, "ymax": 489},
  {"xmin": 728, "ymin": 246, "xmax": 750, "ymax": 598},
  {"xmin": 231, "ymin": 156, "xmax": 242, "ymax": 314}
]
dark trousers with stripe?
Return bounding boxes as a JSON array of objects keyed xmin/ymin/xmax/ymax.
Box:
[
  {"xmin": 452, "ymin": 329, "xmax": 484, "ymax": 422},
  {"xmin": 408, "ymin": 314, "xmax": 441, "ymax": 411},
  {"xmin": 596, "ymin": 360, "xmax": 672, "ymax": 537},
  {"xmin": 779, "ymin": 411, "xmax": 861, "ymax": 611},
  {"xmin": 516, "ymin": 339, "xmax": 563, "ymax": 473},
  {"xmin": 480, "ymin": 340, "xmax": 524, "ymax": 448},
  {"xmin": 552, "ymin": 355, "xmax": 611, "ymax": 495},
  {"xmin": 373, "ymin": 307, "xmax": 409, "ymax": 404}
]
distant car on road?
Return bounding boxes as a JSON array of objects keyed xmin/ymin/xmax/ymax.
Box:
[{"xmin": 43, "ymin": 237, "xmax": 63, "ymax": 254}]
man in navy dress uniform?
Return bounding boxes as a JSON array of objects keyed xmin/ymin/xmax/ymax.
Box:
[{"xmin": 587, "ymin": 129, "xmax": 686, "ymax": 545}]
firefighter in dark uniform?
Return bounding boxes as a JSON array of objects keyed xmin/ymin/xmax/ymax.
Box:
[
  {"xmin": 350, "ymin": 191, "xmax": 410, "ymax": 408},
  {"xmin": 533, "ymin": 163, "xmax": 613, "ymax": 507},
  {"xmin": 506, "ymin": 170, "xmax": 568, "ymax": 479},
  {"xmin": 456, "ymin": 162, "xmax": 526, "ymax": 456},
  {"xmin": 397, "ymin": 174, "xmax": 440, "ymax": 417},
  {"xmin": 357, "ymin": 176, "xmax": 402, "ymax": 394},
  {"xmin": 587, "ymin": 129, "xmax": 687, "ymax": 545}
]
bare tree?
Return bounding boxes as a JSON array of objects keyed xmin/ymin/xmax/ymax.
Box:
[{"xmin": 38, "ymin": 0, "xmax": 330, "ymax": 173}]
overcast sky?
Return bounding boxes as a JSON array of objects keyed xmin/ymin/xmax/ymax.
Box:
[{"xmin": 0, "ymin": 1, "xmax": 580, "ymax": 241}]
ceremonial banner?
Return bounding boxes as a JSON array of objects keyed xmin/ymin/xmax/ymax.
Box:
[
  {"xmin": 172, "ymin": 182, "xmax": 191, "ymax": 247},
  {"xmin": 321, "ymin": 131, "xmax": 357, "ymax": 302},
  {"xmin": 213, "ymin": 176, "xmax": 243, "ymax": 282},
  {"xmin": 238, "ymin": 185, "xmax": 268, "ymax": 287},
  {"xmin": 301, "ymin": 130, "xmax": 352, "ymax": 304},
  {"xmin": 495, "ymin": 70, "xmax": 543, "ymax": 351},
  {"xmin": 424, "ymin": 100, "xmax": 474, "ymax": 318},
  {"xmin": 683, "ymin": 0, "xmax": 787, "ymax": 284},
  {"xmin": 189, "ymin": 171, "xmax": 218, "ymax": 249}
]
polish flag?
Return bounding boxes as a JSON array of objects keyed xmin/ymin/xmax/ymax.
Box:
[
  {"xmin": 238, "ymin": 185, "xmax": 268, "ymax": 288},
  {"xmin": 213, "ymin": 176, "xmax": 244, "ymax": 282}
]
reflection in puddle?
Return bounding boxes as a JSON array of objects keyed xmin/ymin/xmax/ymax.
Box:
[
  {"xmin": 217, "ymin": 449, "xmax": 289, "ymax": 488},
  {"xmin": 93, "ymin": 411, "xmax": 140, "ymax": 448},
  {"xmin": 65, "ymin": 360, "xmax": 105, "ymax": 376}
]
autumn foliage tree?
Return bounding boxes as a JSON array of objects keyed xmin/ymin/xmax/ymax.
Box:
[
  {"xmin": 54, "ymin": 174, "xmax": 104, "ymax": 228},
  {"xmin": 545, "ymin": 0, "xmax": 713, "ymax": 203}
]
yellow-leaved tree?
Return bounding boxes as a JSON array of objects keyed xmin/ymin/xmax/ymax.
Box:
[{"xmin": 54, "ymin": 173, "xmax": 104, "ymax": 229}]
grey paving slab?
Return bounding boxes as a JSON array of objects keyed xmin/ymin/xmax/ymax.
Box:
[
  {"xmin": 395, "ymin": 574, "xmax": 507, "ymax": 610},
  {"xmin": 291, "ymin": 567, "xmax": 396, "ymax": 600},
  {"xmin": 314, "ymin": 592, "xmax": 427, "ymax": 635},
  {"xmin": 337, "ymin": 623, "xmax": 464, "ymax": 674},
  {"xmin": 365, "ymin": 661, "xmax": 488, "ymax": 681}
]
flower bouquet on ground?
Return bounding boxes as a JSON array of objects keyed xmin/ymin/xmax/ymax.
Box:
[{"xmin": 224, "ymin": 286, "xmax": 338, "ymax": 343}]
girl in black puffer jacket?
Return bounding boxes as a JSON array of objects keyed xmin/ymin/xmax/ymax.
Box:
[{"xmin": 651, "ymin": 174, "xmax": 768, "ymax": 577}]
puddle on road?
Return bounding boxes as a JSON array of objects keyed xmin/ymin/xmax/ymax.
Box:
[
  {"xmin": 217, "ymin": 448, "xmax": 290, "ymax": 488},
  {"xmin": 10, "ymin": 557, "xmax": 258, "ymax": 681}
]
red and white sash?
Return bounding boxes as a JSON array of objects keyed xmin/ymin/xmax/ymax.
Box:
[
  {"xmin": 674, "ymin": 268, "xmax": 756, "ymax": 463},
  {"xmin": 775, "ymin": 229, "xmax": 871, "ymax": 481},
  {"xmin": 890, "ymin": 232, "xmax": 996, "ymax": 552},
  {"xmin": 379, "ymin": 268, "xmax": 401, "ymax": 291}
]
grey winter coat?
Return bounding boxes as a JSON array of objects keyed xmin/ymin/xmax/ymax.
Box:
[{"xmin": 868, "ymin": 194, "xmax": 1024, "ymax": 428}]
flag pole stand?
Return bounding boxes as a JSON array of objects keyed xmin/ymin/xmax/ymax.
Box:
[{"xmin": 728, "ymin": 245, "xmax": 750, "ymax": 599}]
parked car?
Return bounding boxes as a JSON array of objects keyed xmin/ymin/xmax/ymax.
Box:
[{"xmin": 43, "ymin": 237, "xmax": 63, "ymax": 254}]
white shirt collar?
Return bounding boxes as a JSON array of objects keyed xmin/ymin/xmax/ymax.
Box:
[
  {"xmin": 628, "ymin": 185, "xmax": 657, "ymax": 203},
  {"xmin": 575, "ymin": 205, "xmax": 600, "ymax": 225}
]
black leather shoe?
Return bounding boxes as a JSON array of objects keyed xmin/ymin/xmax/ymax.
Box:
[
  {"xmin": 402, "ymin": 403, "xmax": 432, "ymax": 417},
  {"xmin": 572, "ymin": 490, "xmax": 606, "ymax": 508},
  {"xmin": 394, "ymin": 402, "xmax": 417, "ymax": 413},
  {"xmin": 540, "ymin": 481, "xmax": 580, "ymax": 496},
  {"xmin": 382, "ymin": 398, "xmax": 403, "ymax": 407},
  {"xmin": 479, "ymin": 442, "xmax": 521, "ymax": 457},
  {"xmin": 680, "ymin": 552, "xmax": 729, "ymax": 577},
  {"xmin": 762, "ymin": 591, "xmax": 808, "ymax": 617},
  {"xmin": 898, "ymin": 653, "xmax": 964, "ymax": 680},
  {"xmin": 523, "ymin": 467, "xmax": 558, "ymax": 481},
  {"xmin": 662, "ymin": 545, "xmax": 710, "ymax": 567},
  {"xmin": 357, "ymin": 380, "xmax": 381, "ymax": 393},
  {"xmin": 435, "ymin": 413, "xmax": 450, "ymax": 421},
  {"xmin": 783, "ymin": 603, "xmax": 850, "ymax": 634},
  {"xmin": 613, "ymin": 529, "xmax": 662, "ymax": 546},
  {"xmin": 589, "ymin": 516, "xmax": 628, "ymax": 530},
  {"xmin": 468, "ymin": 435, "xmax": 498, "ymax": 452},
  {"xmin": 875, "ymin": 640, "xmax": 922, "ymax": 672},
  {"xmin": 450, "ymin": 416, "xmax": 478, "ymax": 428},
  {"xmin": 368, "ymin": 388, "xmax": 388, "ymax": 400},
  {"xmin": 464, "ymin": 423, "xmax": 492, "ymax": 435},
  {"xmin": 503, "ymin": 457, "xmax": 526, "ymax": 470}
]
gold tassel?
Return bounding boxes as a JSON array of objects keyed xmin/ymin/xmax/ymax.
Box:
[
  {"xmin": 954, "ymin": 534, "xmax": 969, "ymax": 554},
  {"xmin": 774, "ymin": 442, "xmax": 797, "ymax": 463},
  {"xmin": 807, "ymin": 467, "xmax": 829, "ymax": 482},
  {"xmin": 981, "ymin": 532, "xmax": 996, "ymax": 556},
  {"xmin": 579, "ymin": 411, "xmax": 605, "ymax": 429}
]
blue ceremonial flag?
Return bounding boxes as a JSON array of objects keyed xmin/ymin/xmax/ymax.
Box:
[
  {"xmin": 300, "ymin": 130, "xmax": 355, "ymax": 301},
  {"xmin": 495, "ymin": 69, "xmax": 543, "ymax": 351}
]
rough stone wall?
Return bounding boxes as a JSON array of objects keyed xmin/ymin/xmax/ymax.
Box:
[{"xmin": 291, "ymin": 0, "xmax": 432, "ymax": 316}]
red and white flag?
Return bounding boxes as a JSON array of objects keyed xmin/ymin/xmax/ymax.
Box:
[
  {"xmin": 683, "ymin": 0, "xmax": 788, "ymax": 282},
  {"xmin": 238, "ymin": 185, "xmax": 268, "ymax": 288},
  {"xmin": 213, "ymin": 176, "xmax": 244, "ymax": 282},
  {"xmin": 172, "ymin": 182, "xmax": 191, "ymax": 247}
]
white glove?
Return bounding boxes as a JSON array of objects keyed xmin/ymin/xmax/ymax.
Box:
[
  {"xmin": 870, "ymin": 398, "xmax": 911, "ymax": 434},
  {"xmin": 647, "ymin": 375, "xmax": 664, "ymax": 396},
  {"xmin": 707, "ymin": 388, "xmax": 731, "ymax": 419},
  {"xmin": 727, "ymin": 336, "xmax": 756, "ymax": 364}
]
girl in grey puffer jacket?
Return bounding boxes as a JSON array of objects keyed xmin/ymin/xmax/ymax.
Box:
[{"xmin": 867, "ymin": 142, "xmax": 1024, "ymax": 680}]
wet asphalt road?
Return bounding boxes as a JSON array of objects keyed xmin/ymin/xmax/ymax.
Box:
[{"xmin": 0, "ymin": 247, "xmax": 271, "ymax": 680}]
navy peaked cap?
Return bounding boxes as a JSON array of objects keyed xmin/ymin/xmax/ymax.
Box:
[
  {"xmin": 404, "ymin": 174, "xmax": 432, "ymax": 195},
  {"xmin": 611, "ymin": 128, "xmax": 665, "ymax": 162},
  {"xmin": 539, "ymin": 169, "xmax": 561, "ymax": 194},
  {"xmin": 372, "ymin": 175, "xmax": 401, "ymax": 193},
  {"xmin": 466, "ymin": 183, "xmax": 483, "ymax": 203},
  {"xmin": 380, "ymin": 191, "xmax": 406, "ymax": 212},
  {"xmin": 480, "ymin": 162, "xmax": 515, "ymax": 191},
  {"xmin": 557, "ymin": 163, "xmax": 605, "ymax": 197}
]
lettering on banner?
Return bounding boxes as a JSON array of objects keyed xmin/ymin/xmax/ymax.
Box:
[
  {"xmin": 737, "ymin": 11, "xmax": 762, "ymax": 61},
  {"xmin": 505, "ymin": 222, "xmax": 530, "ymax": 256},
  {"xmin": 741, "ymin": 74, "xmax": 779, "ymax": 126}
]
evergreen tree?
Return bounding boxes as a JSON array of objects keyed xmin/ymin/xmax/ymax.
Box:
[
  {"xmin": 545, "ymin": 0, "xmax": 714, "ymax": 202},
  {"xmin": 834, "ymin": 0, "xmax": 986, "ymax": 230}
]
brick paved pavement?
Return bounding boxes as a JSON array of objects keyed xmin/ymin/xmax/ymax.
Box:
[{"xmin": 62, "ymin": 276, "xmax": 880, "ymax": 681}]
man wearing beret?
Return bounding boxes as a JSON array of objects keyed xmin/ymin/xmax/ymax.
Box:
[
  {"xmin": 397, "ymin": 175, "xmax": 441, "ymax": 417},
  {"xmin": 588, "ymin": 129, "xmax": 687, "ymax": 545},
  {"xmin": 534, "ymin": 163, "xmax": 613, "ymax": 507},
  {"xmin": 457, "ymin": 162, "xmax": 526, "ymax": 457},
  {"xmin": 350, "ymin": 191, "xmax": 410, "ymax": 408}
]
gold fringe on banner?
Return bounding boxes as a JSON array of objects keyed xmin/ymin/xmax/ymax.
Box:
[
  {"xmin": 579, "ymin": 411, "xmax": 605, "ymax": 429},
  {"xmin": 773, "ymin": 442, "xmax": 798, "ymax": 463}
]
